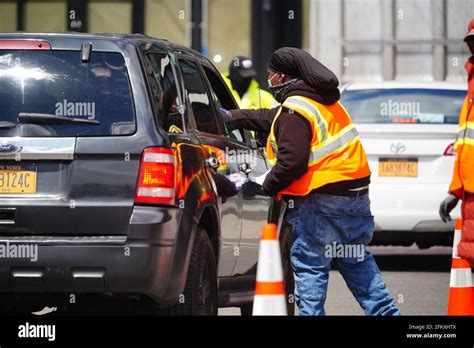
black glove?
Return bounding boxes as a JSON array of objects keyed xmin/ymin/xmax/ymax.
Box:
[
  {"xmin": 439, "ymin": 194, "xmax": 460, "ymax": 223},
  {"xmin": 211, "ymin": 172, "xmax": 238, "ymax": 198}
]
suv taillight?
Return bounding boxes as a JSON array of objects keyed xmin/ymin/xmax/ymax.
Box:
[
  {"xmin": 0, "ymin": 40, "xmax": 51, "ymax": 50},
  {"xmin": 444, "ymin": 143, "xmax": 455, "ymax": 156},
  {"xmin": 134, "ymin": 147, "xmax": 176, "ymax": 205}
]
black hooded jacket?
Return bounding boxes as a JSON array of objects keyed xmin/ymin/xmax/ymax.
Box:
[{"xmin": 229, "ymin": 81, "xmax": 370, "ymax": 196}]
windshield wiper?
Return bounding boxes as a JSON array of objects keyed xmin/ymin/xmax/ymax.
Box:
[
  {"xmin": 18, "ymin": 113, "xmax": 100, "ymax": 125},
  {"xmin": 0, "ymin": 121, "xmax": 16, "ymax": 128}
]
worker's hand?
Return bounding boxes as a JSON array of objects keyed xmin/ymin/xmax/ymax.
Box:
[
  {"xmin": 218, "ymin": 108, "xmax": 233, "ymax": 123},
  {"xmin": 439, "ymin": 194, "xmax": 460, "ymax": 223}
]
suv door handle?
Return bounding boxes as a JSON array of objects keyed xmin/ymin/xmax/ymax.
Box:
[
  {"xmin": 239, "ymin": 162, "xmax": 252, "ymax": 175},
  {"xmin": 206, "ymin": 157, "xmax": 221, "ymax": 170}
]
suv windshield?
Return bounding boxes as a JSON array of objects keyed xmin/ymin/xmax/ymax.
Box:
[
  {"xmin": 0, "ymin": 50, "xmax": 135, "ymax": 136},
  {"xmin": 340, "ymin": 88, "xmax": 466, "ymax": 124}
]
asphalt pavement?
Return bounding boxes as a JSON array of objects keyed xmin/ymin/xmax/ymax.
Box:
[{"xmin": 218, "ymin": 245, "xmax": 452, "ymax": 315}]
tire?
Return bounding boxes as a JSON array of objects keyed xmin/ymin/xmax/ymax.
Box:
[
  {"xmin": 160, "ymin": 227, "xmax": 218, "ymax": 315},
  {"xmin": 240, "ymin": 222, "xmax": 295, "ymax": 316}
]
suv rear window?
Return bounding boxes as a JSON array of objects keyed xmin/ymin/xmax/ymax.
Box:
[
  {"xmin": 340, "ymin": 88, "xmax": 466, "ymax": 124},
  {"xmin": 0, "ymin": 50, "xmax": 135, "ymax": 136}
]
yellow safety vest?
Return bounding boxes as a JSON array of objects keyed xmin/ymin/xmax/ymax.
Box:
[{"xmin": 221, "ymin": 73, "xmax": 277, "ymax": 109}]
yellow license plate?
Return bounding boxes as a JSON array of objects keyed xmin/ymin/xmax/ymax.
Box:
[
  {"xmin": 0, "ymin": 164, "xmax": 37, "ymax": 194},
  {"xmin": 378, "ymin": 158, "xmax": 418, "ymax": 177}
]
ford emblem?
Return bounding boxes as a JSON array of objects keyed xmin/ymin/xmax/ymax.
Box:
[{"xmin": 0, "ymin": 142, "xmax": 22, "ymax": 156}]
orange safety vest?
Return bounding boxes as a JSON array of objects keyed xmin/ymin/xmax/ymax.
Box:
[
  {"xmin": 450, "ymin": 96, "xmax": 474, "ymax": 196},
  {"xmin": 265, "ymin": 96, "xmax": 371, "ymax": 196}
]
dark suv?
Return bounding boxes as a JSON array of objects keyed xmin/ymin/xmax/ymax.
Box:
[{"xmin": 0, "ymin": 33, "xmax": 293, "ymax": 315}]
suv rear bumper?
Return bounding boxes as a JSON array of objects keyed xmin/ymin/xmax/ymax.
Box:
[
  {"xmin": 370, "ymin": 182, "xmax": 461, "ymax": 232},
  {"xmin": 0, "ymin": 206, "xmax": 194, "ymax": 307}
]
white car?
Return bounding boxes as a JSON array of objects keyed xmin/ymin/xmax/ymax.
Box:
[{"xmin": 340, "ymin": 81, "xmax": 466, "ymax": 248}]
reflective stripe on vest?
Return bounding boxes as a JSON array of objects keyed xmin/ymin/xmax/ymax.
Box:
[
  {"xmin": 309, "ymin": 125, "xmax": 360, "ymax": 165},
  {"xmin": 455, "ymin": 121, "xmax": 474, "ymax": 148},
  {"xmin": 283, "ymin": 96, "xmax": 328, "ymax": 143},
  {"xmin": 270, "ymin": 138, "xmax": 278, "ymax": 155},
  {"xmin": 267, "ymin": 108, "xmax": 281, "ymax": 164}
]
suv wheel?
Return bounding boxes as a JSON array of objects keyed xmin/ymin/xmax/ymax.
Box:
[
  {"xmin": 160, "ymin": 227, "xmax": 218, "ymax": 315},
  {"xmin": 240, "ymin": 222, "xmax": 295, "ymax": 316}
]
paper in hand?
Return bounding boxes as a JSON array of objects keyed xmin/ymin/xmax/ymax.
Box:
[{"xmin": 253, "ymin": 169, "xmax": 271, "ymax": 186}]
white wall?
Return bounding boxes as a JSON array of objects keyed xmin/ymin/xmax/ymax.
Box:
[{"xmin": 307, "ymin": 0, "xmax": 473, "ymax": 82}]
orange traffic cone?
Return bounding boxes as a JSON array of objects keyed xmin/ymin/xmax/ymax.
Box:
[
  {"xmin": 447, "ymin": 219, "xmax": 474, "ymax": 315},
  {"xmin": 252, "ymin": 223, "xmax": 287, "ymax": 315}
]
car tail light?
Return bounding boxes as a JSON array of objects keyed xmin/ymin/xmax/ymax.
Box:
[
  {"xmin": 444, "ymin": 143, "xmax": 455, "ymax": 156},
  {"xmin": 391, "ymin": 117, "xmax": 418, "ymax": 124},
  {"xmin": 0, "ymin": 40, "xmax": 51, "ymax": 50},
  {"xmin": 134, "ymin": 147, "xmax": 176, "ymax": 205}
]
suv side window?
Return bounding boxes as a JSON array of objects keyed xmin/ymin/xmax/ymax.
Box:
[
  {"xmin": 178, "ymin": 59, "xmax": 220, "ymax": 135},
  {"xmin": 145, "ymin": 53, "xmax": 188, "ymax": 133},
  {"xmin": 201, "ymin": 65, "xmax": 246, "ymax": 143}
]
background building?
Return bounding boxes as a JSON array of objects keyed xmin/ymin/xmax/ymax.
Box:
[{"xmin": 0, "ymin": 0, "xmax": 472, "ymax": 85}]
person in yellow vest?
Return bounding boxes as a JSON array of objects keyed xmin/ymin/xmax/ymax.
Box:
[
  {"xmin": 222, "ymin": 56, "xmax": 277, "ymax": 146},
  {"xmin": 219, "ymin": 47, "xmax": 399, "ymax": 316},
  {"xmin": 222, "ymin": 56, "xmax": 277, "ymax": 110}
]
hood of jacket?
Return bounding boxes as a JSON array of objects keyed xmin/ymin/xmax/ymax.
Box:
[{"xmin": 281, "ymin": 80, "xmax": 340, "ymax": 105}]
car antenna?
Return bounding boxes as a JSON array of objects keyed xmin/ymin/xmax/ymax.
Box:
[{"xmin": 81, "ymin": 42, "xmax": 92, "ymax": 62}]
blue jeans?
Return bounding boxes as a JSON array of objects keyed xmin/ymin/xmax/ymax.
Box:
[{"xmin": 285, "ymin": 192, "xmax": 400, "ymax": 316}]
